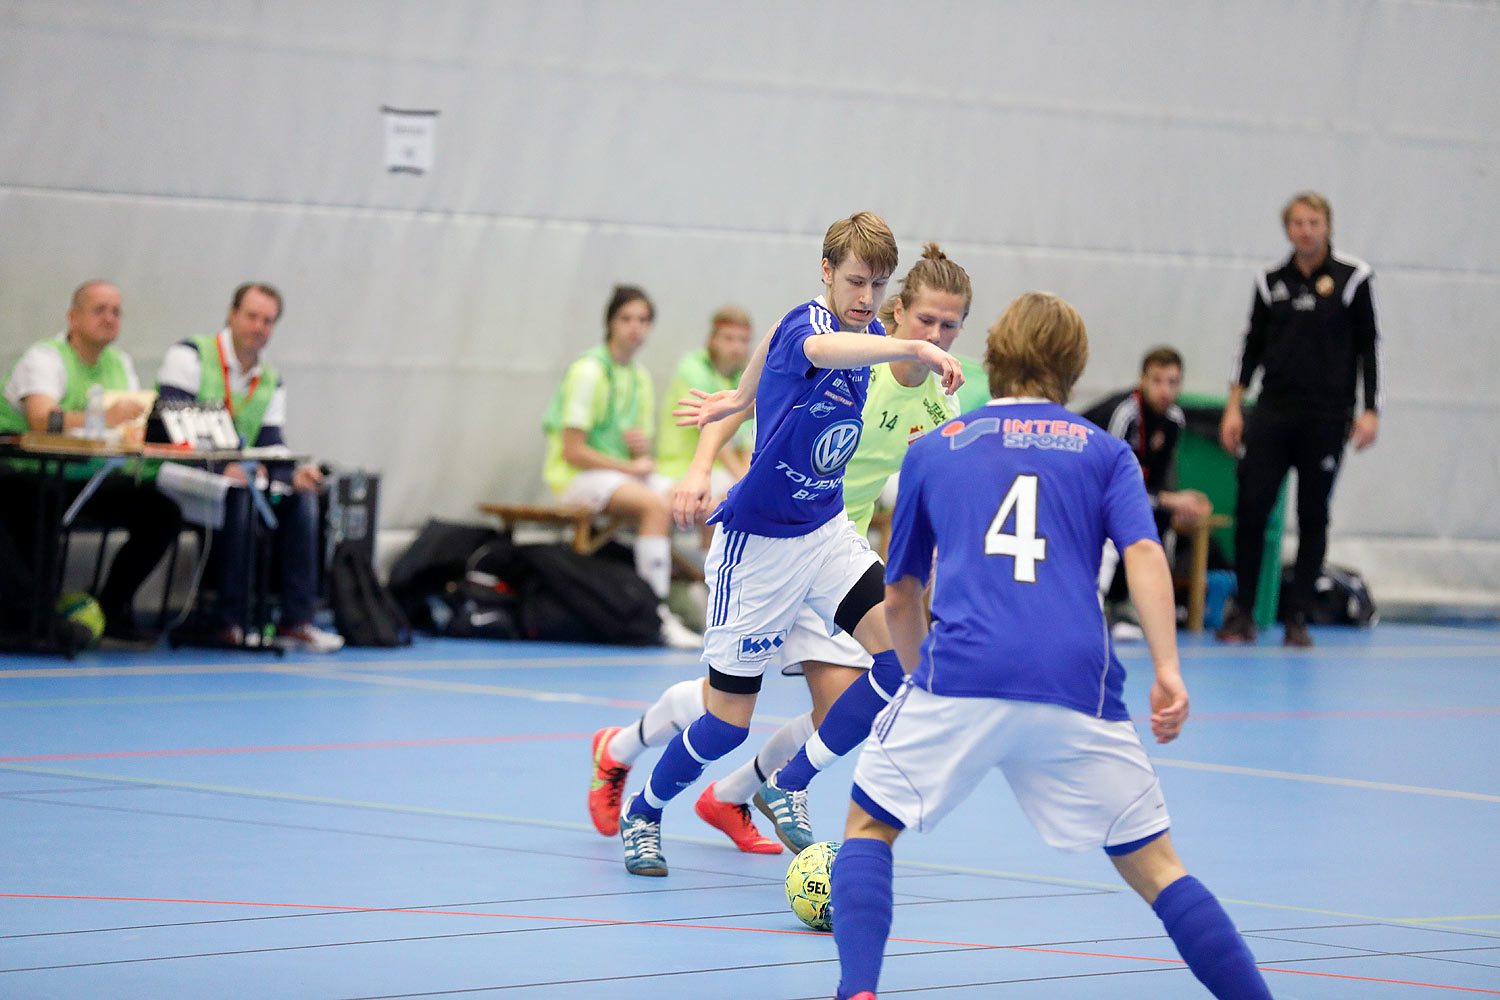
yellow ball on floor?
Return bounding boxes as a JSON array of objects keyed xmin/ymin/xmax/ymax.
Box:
[
  {"xmin": 786, "ymin": 840, "xmax": 841, "ymax": 931},
  {"xmin": 55, "ymin": 591, "xmax": 105, "ymax": 647}
]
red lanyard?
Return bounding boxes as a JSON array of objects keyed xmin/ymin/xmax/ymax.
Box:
[
  {"xmin": 1133, "ymin": 390, "xmax": 1152, "ymax": 482},
  {"xmin": 216, "ymin": 335, "xmax": 260, "ymax": 420}
]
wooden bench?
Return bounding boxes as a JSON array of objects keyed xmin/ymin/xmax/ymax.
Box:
[
  {"xmin": 1181, "ymin": 513, "xmax": 1234, "ymax": 632},
  {"xmin": 477, "ymin": 502, "xmax": 704, "ymax": 582}
]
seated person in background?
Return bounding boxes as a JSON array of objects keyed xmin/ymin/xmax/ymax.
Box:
[
  {"xmin": 541, "ymin": 285, "xmax": 700, "ymax": 650},
  {"xmin": 156, "ymin": 282, "xmax": 343, "ymax": 652},
  {"xmin": 0, "ymin": 280, "xmax": 181, "ymax": 642},
  {"xmin": 655, "ymin": 305, "xmax": 754, "ymax": 542},
  {"xmin": 1081, "ymin": 346, "xmax": 1212, "ymax": 636}
]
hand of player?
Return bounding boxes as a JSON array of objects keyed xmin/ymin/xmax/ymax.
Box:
[
  {"xmin": 1163, "ymin": 489, "xmax": 1212, "ymax": 527},
  {"xmin": 105, "ymin": 398, "xmax": 147, "ymax": 426},
  {"xmin": 1219, "ymin": 406, "xmax": 1243, "ymax": 454},
  {"xmin": 623, "ymin": 428, "xmax": 651, "ymax": 458},
  {"xmin": 223, "ymin": 463, "xmax": 250, "ymax": 486},
  {"xmin": 625, "ymin": 456, "xmax": 656, "ymax": 479},
  {"xmin": 292, "ymin": 463, "xmax": 324, "ymax": 492},
  {"xmin": 671, "ymin": 468, "xmax": 712, "ymax": 531},
  {"xmin": 1350, "ymin": 410, "xmax": 1379, "ymax": 451},
  {"xmin": 1148, "ymin": 670, "xmax": 1189, "ymax": 744},
  {"xmin": 913, "ymin": 342, "xmax": 965, "ymax": 396},
  {"xmin": 674, "ymin": 387, "xmax": 746, "ymax": 428}
]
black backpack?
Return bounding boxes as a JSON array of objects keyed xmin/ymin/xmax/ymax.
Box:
[
  {"xmin": 329, "ymin": 540, "xmax": 412, "ymax": 646},
  {"xmin": 428, "ymin": 540, "xmax": 523, "ymax": 640},
  {"xmin": 517, "ymin": 544, "xmax": 661, "ymax": 645},
  {"xmin": 1279, "ymin": 563, "xmax": 1378, "ymax": 626},
  {"xmin": 387, "ymin": 520, "xmax": 507, "ymax": 632}
]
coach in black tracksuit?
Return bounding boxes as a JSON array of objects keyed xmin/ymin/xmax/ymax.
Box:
[{"xmin": 1217, "ymin": 192, "xmax": 1381, "ymax": 647}]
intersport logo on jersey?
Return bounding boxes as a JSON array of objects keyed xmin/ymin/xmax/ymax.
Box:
[{"xmin": 811, "ymin": 420, "xmax": 862, "ymax": 476}]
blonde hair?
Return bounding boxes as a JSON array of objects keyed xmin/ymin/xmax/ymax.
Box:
[
  {"xmin": 709, "ymin": 304, "xmax": 751, "ymax": 331},
  {"xmin": 822, "ymin": 211, "xmax": 898, "ymax": 277},
  {"xmin": 984, "ymin": 291, "xmax": 1089, "ymax": 403},
  {"xmin": 1282, "ymin": 191, "xmax": 1332, "ymax": 231},
  {"xmin": 893, "ymin": 243, "xmax": 972, "ymax": 318}
]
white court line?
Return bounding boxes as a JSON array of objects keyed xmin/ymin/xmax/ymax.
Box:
[
  {"xmin": 1151, "ymin": 757, "xmax": 1500, "ymax": 803},
  {"xmin": 292, "ymin": 669, "xmax": 804, "ymax": 727},
  {"xmin": 0, "ymin": 652, "xmax": 703, "ymax": 681},
  {"xmin": 1122, "ymin": 643, "xmax": 1500, "ymax": 661}
]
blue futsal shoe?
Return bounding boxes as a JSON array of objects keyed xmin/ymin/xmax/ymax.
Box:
[
  {"xmin": 754, "ymin": 771, "xmax": 813, "ymax": 853},
  {"xmin": 621, "ymin": 812, "xmax": 668, "ymax": 876}
]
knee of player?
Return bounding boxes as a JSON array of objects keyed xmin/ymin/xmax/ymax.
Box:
[{"xmin": 834, "ymin": 562, "xmax": 887, "ymax": 637}]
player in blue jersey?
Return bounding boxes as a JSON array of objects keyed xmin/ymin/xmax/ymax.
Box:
[
  {"xmin": 589, "ymin": 246, "xmax": 972, "ymax": 856},
  {"xmin": 616, "ymin": 212, "xmax": 966, "ymax": 876},
  {"xmin": 828, "ymin": 291, "xmax": 1275, "ymax": 1000}
]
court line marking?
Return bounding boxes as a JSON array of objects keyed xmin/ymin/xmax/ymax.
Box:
[
  {"xmin": 2, "ymin": 892, "xmax": 1495, "ymax": 993},
  {"xmin": 0, "ymin": 688, "xmax": 408, "ymax": 709},
  {"xmin": 0, "ymin": 733, "xmax": 588, "ymax": 763},
  {"xmin": 1150, "ymin": 758, "xmax": 1500, "ymax": 803},
  {"xmin": 4, "ymin": 762, "xmax": 1494, "ymax": 941},
  {"xmin": 3, "ymin": 639, "xmax": 1497, "ymax": 682},
  {"xmin": 0, "ymin": 652, "xmax": 704, "ymax": 681}
]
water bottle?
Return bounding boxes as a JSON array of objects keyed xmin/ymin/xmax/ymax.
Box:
[{"xmin": 84, "ymin": 384, "xmax": 106, "ymax": 438}]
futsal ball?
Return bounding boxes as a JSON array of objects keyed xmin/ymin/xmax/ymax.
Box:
[
  {"xmin": 785, "ymin": 840, "xmax": 840, "ymax": 931},
  {"xmin": 55, "ymin": 591, "xmax": 105, "ymax": 647}
]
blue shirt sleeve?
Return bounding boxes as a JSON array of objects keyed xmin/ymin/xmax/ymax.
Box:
[
  {"xmin": 884, "ymin": 443, "xmax": 936, "ymax": 586},
  {"xmin": 765, "ymin": 303, "xmax": 827, "ymax": 377},
  {"xmin": 1101, "ymin": 442, "xmax": 1160, "ymax": 552}
]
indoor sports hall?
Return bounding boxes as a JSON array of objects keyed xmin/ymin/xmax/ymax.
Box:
[{"xmin": 2, "ymin": 3, "xmax": 1497, "ymax": 999}]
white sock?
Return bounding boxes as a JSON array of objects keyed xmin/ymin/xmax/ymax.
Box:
[
  {"xmin": 715, "ymin": 711, "xmax": 816, "ymax": 804},
  {"xmin": 804, "ymin": 731, "xmax": 838, "ymax": 770},
  {"xmin": 608, "ymin": 678, "xmax": 705, "ymax": 764},
  {"xmin": 634, "ymin": 534, "xmax": 672, "ymax": 600}
]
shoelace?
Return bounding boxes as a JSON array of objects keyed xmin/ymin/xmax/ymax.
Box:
[
  {"xmin": 627, "ymin": 818, "xmax": 661, "ymax": 857},
  {"xmin": 786, "ymin": 788, "xmax": 810, "ymax": 830},
  {"xmin": 601, "ymin": 767, "xmax": 626, "ymax": 807}
]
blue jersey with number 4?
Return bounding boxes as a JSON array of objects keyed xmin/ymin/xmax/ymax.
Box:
[
  {"xmin": 885, "ymin": 399, "xmax": 1160, "ymax": 719},
  {"xmin": 710, "ymin": 297, "xmax": 885, "ymax": 538}
]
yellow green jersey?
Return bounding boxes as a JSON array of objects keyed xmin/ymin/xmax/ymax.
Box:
[{"xmin": 842, "ymin": 363, "xmax": 959, "ymax": 534}]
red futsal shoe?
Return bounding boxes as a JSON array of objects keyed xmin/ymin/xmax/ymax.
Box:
[
  {"xmin": 695, "ymin": 782, "xmax": 784, "ymax": 854},
  {"xmin": 589, "ymin": 727, "xmax": 630, "ymax": 836}
]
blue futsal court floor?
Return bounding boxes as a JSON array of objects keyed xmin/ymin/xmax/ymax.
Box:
[{"xmin": 2, "ymin": 623, "xmax": 1497, "ymax": 998}]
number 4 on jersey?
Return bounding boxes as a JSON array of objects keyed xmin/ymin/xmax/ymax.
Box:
[{"xmin": 985, "ymin": 474, "xmax": 1047, "ymax": 582}]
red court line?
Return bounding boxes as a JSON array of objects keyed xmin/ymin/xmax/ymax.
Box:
[
  {"xmin": 0, "ymin": 733, "xmax": 588, "ymax": 763},
  {"xmin": 5, "ymin": 893, "xmax": 1495, "ymax": 993}
]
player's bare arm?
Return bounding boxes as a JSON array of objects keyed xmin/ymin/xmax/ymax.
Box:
[
  {"xmin": 670, "ymin": 410, "xmax": 748, "ymax": 530},
  {"xmin": 882, "ymin": 575, "xmax": 927, "ymax": 675},
  {"xmin": 562, "ymin": 426, "xmax": 654, "ymax": 478},
  {"xmin": 1121, "ymin": 538, "xmax": 1190, "ymax": 743},
  {"xmin": 802, "ymin": 332, "xmax": 965, "ymax": 395},
  {"xmin": 673, "ymin": 326, "xmax": 774, "ymax": 430}
]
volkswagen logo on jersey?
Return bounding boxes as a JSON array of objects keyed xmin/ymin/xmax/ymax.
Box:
[{"xmin": 811, "ymin": 420, "xmax": 862, "ymax": 476}]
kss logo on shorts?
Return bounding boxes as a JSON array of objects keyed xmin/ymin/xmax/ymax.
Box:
[
  {"xmin": 738, "ymin": 631, "xmax": 786, "ymax": 662},
  {"xmin": 811, "ymin": 420, "xmax": 862, "ymax": 476}
]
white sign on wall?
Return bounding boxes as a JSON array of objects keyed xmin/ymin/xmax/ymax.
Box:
[{"xmin": 382, "ymin": 106, "xmax": 439, "ymax": 175}]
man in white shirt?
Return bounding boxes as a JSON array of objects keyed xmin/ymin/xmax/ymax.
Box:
[{"xmin": 156, "ymin": 283, "xmax": 342, "ymax": 652}]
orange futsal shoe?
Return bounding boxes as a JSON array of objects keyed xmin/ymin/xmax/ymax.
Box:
[
  {"xmin": 589, "ymin": 727, "xmax": 630, "ymax": 836},
  {"xmin": 695, "ymin": 782, "xmax": 784, "ymax": 854}
]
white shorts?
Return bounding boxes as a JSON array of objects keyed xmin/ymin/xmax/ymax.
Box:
[
  {"xmin": 853, "ymin": 686, "xmax": 1169, "ymax": 852},
  {"xmin": 557, "ymin": 469, "xmax": 672, "ymax": 513},
  {"xmin": 703, "ymin": 515, "xmax": 881, "ymax": 681},
  {"xmin": 782, "ymin": 604, "xmax": 872, "ymax": 672}
]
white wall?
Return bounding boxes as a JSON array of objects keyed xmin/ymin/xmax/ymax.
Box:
[{"xmin": 3, "ymin": 1, "xmax": 1497, "ymax": 574}]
